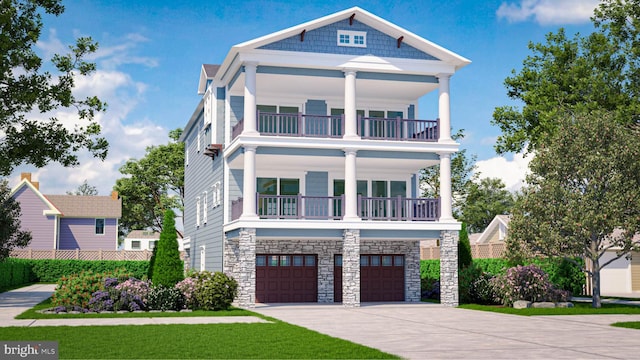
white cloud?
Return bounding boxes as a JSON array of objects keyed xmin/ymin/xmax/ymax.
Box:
[
  {"xmin": 8, "ymin": 31, "xmax": 168, "ymax": 196},
  {"xmin": 474, "ymin": 151, "xmax": 534, "ymax": 192},
  {"xmin": 496, "ymin": 0, "xmax": 600, "ymax": 25}
]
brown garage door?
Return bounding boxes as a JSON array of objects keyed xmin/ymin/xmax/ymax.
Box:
[
  {"xmin": 333, "ymin": 254, "xmax": 404, "ymax": 302},
  {"xmin": 256, "ymin": 254, "xmax": 317, "ymax": 303}
]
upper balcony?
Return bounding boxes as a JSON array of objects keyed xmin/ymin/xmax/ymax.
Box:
[{"xmin": 232, "ymin": 111, "xmax": 439, "ymax": 142}]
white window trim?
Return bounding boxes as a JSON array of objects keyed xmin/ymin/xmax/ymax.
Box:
[
  {"xmin": 196, "ymin": 196, "xmax": 201, "ymax": 227},
  {"xmin": 202, "ymin": 191, "xmax": 208, "ymax": 224},
  {"xmin": 131, "ymin": 240, "xmax": 141, "ymax": 250},
  {"xmin": 185, "ymin": 143, "xmax": 189, "ymax": 166},
  {"xmin": 337, "ymin": 30, "xmax": 367, "ymax": 48},
  {"xmin": 197, "ymin": 128, "xmax": 201, "ymax": 152},
  {"xmin": 211, "ymin": 181, "xmax": 222, "ymax": 208},
  {"xmin": 200, "ymin": 245, "xmax": 206, "ymax": 271}
]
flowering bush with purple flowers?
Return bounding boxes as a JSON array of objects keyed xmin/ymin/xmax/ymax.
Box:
[
  {"xmin": 116, "ymin": 278, "xmax": 151, "ymax": 306},
  {"xmin": 87, "ymin": 277, "xmax": 147, "ymax": 312},
  {"xmin": 175, "ymin": 276, "xmax": 198, "ymax": 308},
  {"xmin": 491, "ymin": 264, "xmax": 569, "ymax": 306},
  {"xmin": 52, "ymin": 269, "xmax": 132, "ymax": 310}
]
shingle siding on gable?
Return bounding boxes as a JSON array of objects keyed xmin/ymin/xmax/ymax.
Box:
[
  {"xmin": 58, "ymin": 218, "xmax": 117, "ymax": 250},
  {"xmin": 258, "ymin": 19, "xmax": 438, "ymax": 60},
  {"xmin": 13, "ymin": 187, "xmax": 56, "ymax": 249}
]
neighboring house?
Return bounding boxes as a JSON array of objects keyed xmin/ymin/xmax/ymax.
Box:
[
  {"xmin": 123, "ymin": 230, "xmax": 185, "ymax": 251},
  {"xmin": 473, "ymin": 215, "xmax": 510, "ymax": 244},
  {"xmin": 10, "ymin": 172, "xmax": 121, "ymax": 250},
  {"xmin": 180, "ymin": 7, "xmax": 469, "ymax": 307}
]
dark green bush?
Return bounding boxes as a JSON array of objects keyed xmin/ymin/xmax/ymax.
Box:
[
  {"xmin": 458, "ymin": 223, "xmax": 473, "ymax": 270},
  {"xmin": 473, "ymin": 258, "xmax": 509, "ymax": 276},
  {"xmin": 0, "ymin": 258, "xmax": 35, "ymax": 291},
  {"xmin": 193, "ymin": 271, "xmax": 238, "ymax": 310},
  {"xmin": 151, "ymin": 210, "xmax": 184, "ymax": 287},
  {"xmin": 147, "ymin": 285, "xmax": 185, "ymax": 311},
  {"xmin": 421, "ymin": 277, "xmax": 440, "ymax": 300},
  {"xmin": 458, "ymin": 264, "xmax": 483, "ymax": 304}
]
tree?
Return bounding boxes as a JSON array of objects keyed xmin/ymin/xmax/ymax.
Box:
[
  {"xmin": 114, "ymin": 129, "xmax": 184, "ymax": 234},
  {"xmin": 492, "ymin": 28, "xmax": 635, "ymax": 155},
  {"xmin": 460, "ymin": 178, "xmax": 515, "ymax": 233},
  {"xmin": 458, "ymin": 223, "xmax": 472, "ymax": 270},
  {"xmin": 0, "ymin": 180, "xmax": 32, "ymax": 260},
  {"xmin": 0, "ymin": 0, "xmax": 108, "ymax": 176},
  {"xmin": 420, "ymin": 129, "xmax": 478, "ymax": 216},
  {"xmin": 151, "ymin": 209, "xmax": 184, "ymax": 287},
  {"xmin": 66, "ymin": 180, "xmax": 98, "ymax": 196},
  {"xmin": 506, "ymin": 111, "xmax": 640, "ymax": 308}
]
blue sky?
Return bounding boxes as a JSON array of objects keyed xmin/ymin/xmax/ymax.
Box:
[{"xmin": 10, "ymin": 0, "xmax": 599, "ymax": 194}]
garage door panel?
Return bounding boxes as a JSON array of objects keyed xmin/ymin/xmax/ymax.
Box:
[
  {"xmin": 256, "ymin": 254, "xmax": 317, "ymax": 303},
  {"xmin": 361, "ymin": 254, "xmax": 404, "ymax": 302}
]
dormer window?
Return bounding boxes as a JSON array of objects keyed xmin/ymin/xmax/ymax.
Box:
[{"xmin": 337, "ymin": 30, "xmax": 366, "ymax": 48}]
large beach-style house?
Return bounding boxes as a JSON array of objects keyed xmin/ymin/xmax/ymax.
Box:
[{"xmin": 180, "ymin": 7, "xmax": 470, "ymax": 307}]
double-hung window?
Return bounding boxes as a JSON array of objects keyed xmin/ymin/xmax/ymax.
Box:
[{"xmin": 95, "ymin": 218, "xmax": 105, "ymax": 235}]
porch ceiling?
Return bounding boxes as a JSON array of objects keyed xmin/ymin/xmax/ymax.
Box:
[
  {"xmin": 227, "ymin": 152, "xmax": 438, "ymax": 175},
  {"xmin": 229, "ymin": 72, "xmax": 438, "ymax": 102}
]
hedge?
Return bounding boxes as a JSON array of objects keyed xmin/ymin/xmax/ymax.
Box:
[
  {"xmin": 420, "ymin": 257, "xmax": 585, "ymax": 294},
  {"xmin": 0, "ymin": 258, "xmax": 36, "ymax": 292},
  {"xmin": 0, "ymin": 259, "xmax": 149, "ymax": 291}
]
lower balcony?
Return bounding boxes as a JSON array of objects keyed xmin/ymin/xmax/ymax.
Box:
[{"xmin": 231, "ymin": 195, "xmax": 440, "ymax": 221}]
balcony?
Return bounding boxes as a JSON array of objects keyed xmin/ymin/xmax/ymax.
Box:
[
  {"xmin": 231, "ymin": 112, "xmax": 439, "ymax": 142},
  {"xmin": 230, "ymin": 195, "xmax": 439, "ymax": 221}
]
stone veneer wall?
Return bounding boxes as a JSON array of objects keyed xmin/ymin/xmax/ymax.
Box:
[
  {"xmin": 439, "ymin": 230, "xmax": 459, "ymax": 307},
  {"xmin": 223, "ymin": 228, "xmax": 256, "ymax": 308},
  {"xmin": 342, "ymin": 230, "xmax": 361, "ymax": 307},
  {"xmin": 360, "ymin": 239, "xmax": 421, "ymax": 302},
  {"xmin": 256, "ymin": 239, "xmax": 342, "ymax": 303}
]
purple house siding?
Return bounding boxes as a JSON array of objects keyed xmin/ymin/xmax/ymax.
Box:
[
  {"xmin": 59, "ymin": 218, "xmax": 117, "ymax": 250},
  {"xmin": 13, "ymin": 186, "xmax": 56, "ymax": 249}
]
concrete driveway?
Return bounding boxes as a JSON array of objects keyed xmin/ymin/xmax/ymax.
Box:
[{"xmin": 252, "ymin": 303, "xmax": 640, "ymax": 359}]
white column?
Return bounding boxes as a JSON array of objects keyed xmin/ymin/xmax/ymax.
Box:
[
  {"xmin": 243, "ymin": 62, "xmax": 259, "ymax": 135},
  {"xmin": 439, "ymin": 152, "xmax": 454, "ymax": 221},
  {"xmin": 241, "ymin": 145, "xmax": 259, "ymax": 220},
  {"xmin": 343, "ymin": 69, "xmax": 359, "ymax": 139},
  {"xmin": 437, "ymin": 73, "xmax": 452, "ymax": 142},
  {"xmin": 343, "ymin": 148, "xmax": 360, "ymax": 221}
]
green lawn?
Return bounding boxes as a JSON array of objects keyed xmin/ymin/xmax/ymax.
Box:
[
  {"xmin": 0, "ymin": 323, "xmax": 398, "ymax": 359},
  {"xmin": 460, "ymin": 302, "xmax": 640, "ymax": 316},
  {"xmin": 612, "ymin": 322, "xmax": 640, "ymax": 330},
  {"xmin": 16, "ymin": 298, "xmax": 253, "ymax": 319}
]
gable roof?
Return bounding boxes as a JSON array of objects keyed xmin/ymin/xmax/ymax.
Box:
[
  {"xmin": 475, "ymin": 215, "xmax": 511, "ymax": 244},
  {"xmin": 10, "ymin": 179, "xmax": 62, "ymax": 216},
  {"xmin": 45, "ymin": 195, "xmax": 122, "ymax": 218},
  {"xmin": 197, "ymin": 64, "xmax": 221, "ymax": 94},
  {"xmin": 215, "ymin": 6, "xmax": 470, "ymax": 85}
]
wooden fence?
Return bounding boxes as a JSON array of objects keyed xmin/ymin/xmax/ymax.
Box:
[
  {"xmin": 10, "ymin": 249, "xmax": 184, "ymax": 261},
  {"xmin": 421, "ymin": 242, "xmax": 506, "ymax": 260}
]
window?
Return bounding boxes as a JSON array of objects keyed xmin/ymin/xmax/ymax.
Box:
[
  {"xmin": 257, "ymin": 177, "xmax": 300, "ymax": 217},
  {"xmin": 202, "ymin": 192, "xmax": 208, "ymax": 224},
  {"xmin": 149, "ymin": 240, "xmax": 157, "ymax": 250},
  {"xmin": 256, "ymin": 255, "xmax": 266, "ymax": 266},
  {"xmin": 131, "ymin": 240, "xmax": 141, "ymax": 250},
  {"xmin": 196, "ymin": 197, "xmax": 201, "ymax": 227},
  {"xmin": 211, "ymin": 181, "xmax": 222, "ymax": 208},
  {"xmin": 95, "ymin": 219, "xmax": 105, "ymax": 235},
  {"xmin": 337, "ymin": 30, "xmax": 366, "ymax": 47}
]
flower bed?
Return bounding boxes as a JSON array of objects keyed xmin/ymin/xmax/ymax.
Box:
[{"xmin": 47, "ymin": 270, "xmax": 237, "ymax": 314}]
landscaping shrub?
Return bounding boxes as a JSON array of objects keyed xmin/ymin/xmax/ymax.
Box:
[
  {"xmin": 175, "ymin": 276, "xmax": 198, "ymax": 309},
  {"xmin": 473, "ymin": 258, "xmax": 509, "ymax": 276},
  {"xmin": 151, "ymin": 210, "xmax": 184, "ymax": 287},
  {"xmin": 0, "ymin": 258, "xmax": 35, "ymax": 291},
  {"xmin": 29, "ymin": 259, "xmax": 148, "ymax": 282},
  {"xmin": 421, "ymin": 277, "xmax": 440, "ymax": 300},
  {"xmin": 51, "ymin": 269, "xmax": 132, "ymax": 310},
  {"xmin": 87, "ymin": 277, "xmax": 148, "ymax": 312},
  {"xmin": 470, "ymin": 272, "xmax": 500, "ymax": 305},
  {"xmin": 193, "ymin": 271, "xmax": 238, "ymax": 310},
  {"xmin": 147, "ymin": 285, "xmax": 185, "ymax": 311},
  {"xmin": 458, "ymin": 223, "xmax": 473, "ymax": 270},
  {"xmin": 491, "ymin": 264, "xmax": 569, "ymax": 306},
  {"xmin": 532, "ymin": 257, "xmax": 584, "ymax": 295},
  {"xmin": 458, "ymin": 264, "xmax": 482, "ymax": 304}
]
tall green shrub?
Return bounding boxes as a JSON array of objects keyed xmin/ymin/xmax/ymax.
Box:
[
  {"xmin": 151, "ymin": 210, "xmax": 184, "ymax": 287},
  {"xmin": 458, "ymin": 223, "xmax": 473, "ymax": 269}
]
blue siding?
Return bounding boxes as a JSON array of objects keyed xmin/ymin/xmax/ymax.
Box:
[
  {"xmin": 258, "ymin": 19, "xmax": 438, "ymax": 60},
  {"xmin": 359, "ymin": 150, "xmax": 439, "ymax": 161},
  {"xmin": 411, "ymin": 174, "xmax": 417, "ymax": 198},
  {"xmin": 361, "ymin": 229, "xmax": 441, "ymax": 239},
  {"xmin": 407, "ymin": 104, "xmax": 415, "ymax": 120},
  {"xmin": 305, "ymin": 171, "xmax": 328, "ymax": 217},
  {"xmin": 230, "ymin": 96, "xmax": 244, "ymax": 129},
  {"xmin": 229, "ymin": 169, "xmax": 244, "ymax": 205},
  {"xmin": 257, "ymin": 147, "xmax": 344, "ymax": 157},
  {"xmin": 305, "ymin": 99, "xmax": 328, "ymax": 135}
]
